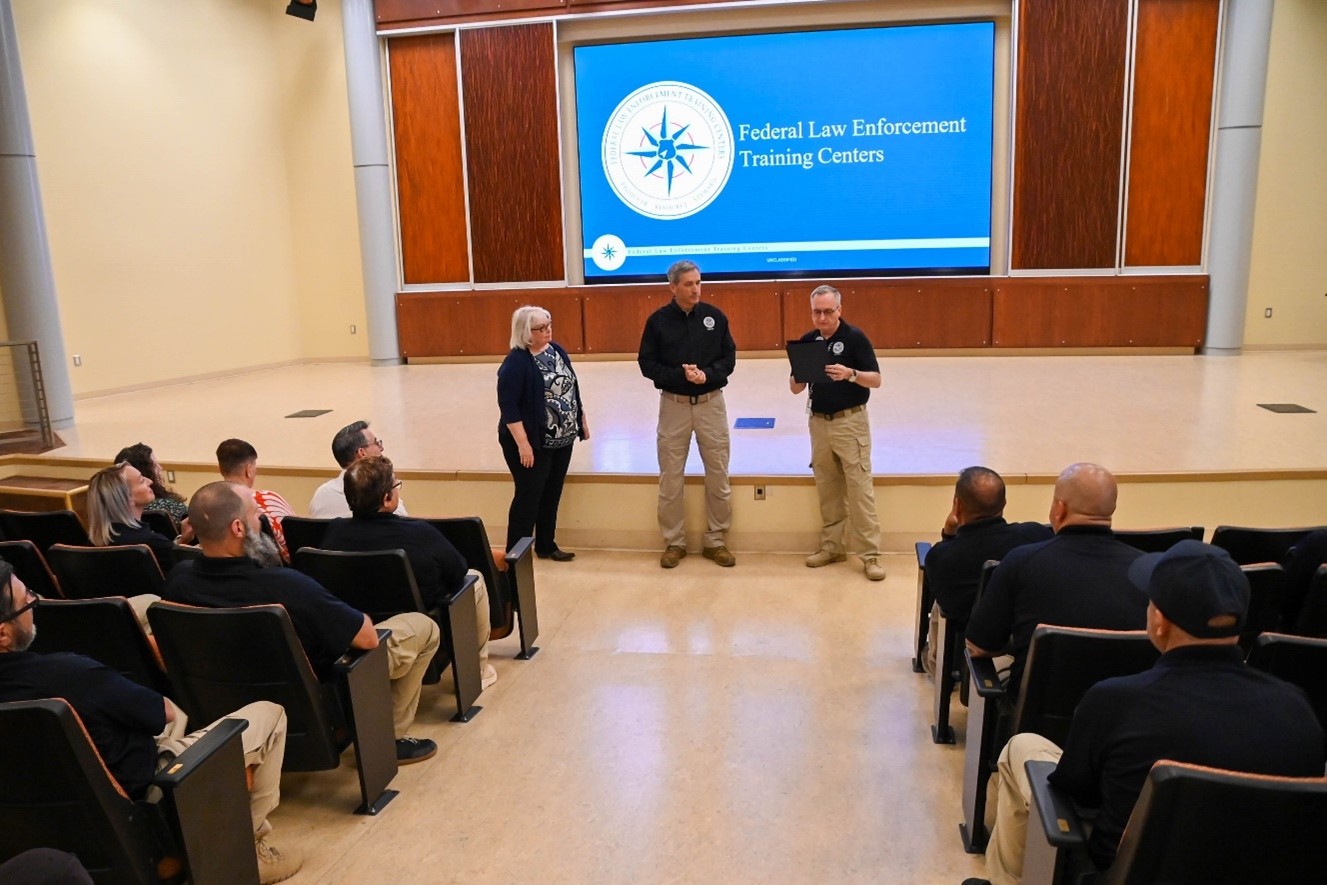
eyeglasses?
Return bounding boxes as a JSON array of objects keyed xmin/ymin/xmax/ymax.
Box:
[
  {"xmin": 392, "ymin": 480, "xmax": 403, "ymax": 491},
  {"xmin": 2, "ymin": 586, "xmax": 39, "ymax": 623},
  {"xmin": 811, "ymin": 308, "xmax": 840, "ymax": 317},
  {"xmin": 531, "ymin": 323, "xmax": 552, "ymax": 332}
]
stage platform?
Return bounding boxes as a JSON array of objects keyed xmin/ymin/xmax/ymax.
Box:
[{"xmin": 15, "ymin": 349, "xmax": 1327, "ymax": 552}]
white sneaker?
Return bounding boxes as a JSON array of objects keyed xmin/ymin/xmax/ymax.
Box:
[
  {"xmin": 256, "ymin": 836, "xmax": 303, "ymax": 885},
  {"xmin": 481, "ymin": 662, "xmax": 498, "ymax": 690}
]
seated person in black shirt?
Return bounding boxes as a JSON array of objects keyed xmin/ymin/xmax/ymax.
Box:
[
  {"xmin": 1282, "ymin": 528, "xmax": 1327, "ymax": 628},
  {"xmin": 322, "ymin": 455, "xmax": 497, "ymax": 690},
  {"xmin": 922, "ymin": 466, "xmax": 1051, "ymax": 675},
  {"xmin": 88, "ymin": 461, "xmax": 194, "ymax": 569},
  {"xmin": 0, "ymin": 562, "xmax": 301, "ymax": 884},
  {"xmin": 966, "ymin": 463, "xmax": 1148, "ymax": 696},
  {"xmin": 970, "ymin": 541, "xmax": 1326, "ymax": 885},
  {"xmin": 164, "ymin": 481, "xmax": 442, "ymax": 764}
]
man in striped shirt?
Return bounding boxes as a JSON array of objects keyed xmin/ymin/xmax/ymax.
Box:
[{"xmin": 217, "ymin": 438, "xmax": 295, "ymax": 563}]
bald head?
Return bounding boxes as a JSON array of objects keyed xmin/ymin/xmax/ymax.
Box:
[
  {"xmin": 955, "ymin": 466, "xmax": 1006, "ymax": 522},
  {"xmin": 189, "ymin": 481, "xmax": 251, "ymax": 548},
  {"xmin": 1050, "ymin": 463, "xmax": 1118, "ymax": 530}
]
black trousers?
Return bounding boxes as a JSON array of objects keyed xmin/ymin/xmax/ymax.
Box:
[{"xmin": 499, "ymin": 430, "xmax": 574, "ymax": 555}]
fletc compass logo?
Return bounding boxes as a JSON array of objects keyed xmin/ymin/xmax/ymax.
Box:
[{"xmin": 601, "ymin": 81, "xmax": 734, "ymax": 220}]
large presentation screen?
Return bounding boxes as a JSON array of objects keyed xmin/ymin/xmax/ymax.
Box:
[{"xmin": 573, "ymin": 23, "xmax": 995, "ymax": 282}]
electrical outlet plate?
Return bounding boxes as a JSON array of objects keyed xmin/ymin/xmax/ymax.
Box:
[
  {"xmin": 754, "ymin": 486, "xmax": 766, "ymax": 500},
  {"xmin": 166, "ymin": 470, "xmax": 176, "ymax": 483}
]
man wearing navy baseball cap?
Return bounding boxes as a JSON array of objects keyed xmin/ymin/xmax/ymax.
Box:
[{"xmin": 969, "ymin": 541, "xmax": 1325, "ymax": 885}]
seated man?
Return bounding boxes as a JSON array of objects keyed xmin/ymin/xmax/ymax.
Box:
[
  {"xmin": 217, "ymin": 438, "xmax": 296, "ymax": 563},
  {"xmin": 966, "ymin": 463, "xmax": 1148, "ymax": 696},
  {"xmin": 1282, "ymin": 528, "xmax": 1327, "ymax": 627},
  {"xmin": 309, "ymin": 421, "xmax": 408, "ymax": 518},
  {"xmin": 164, "ymin": 482, "xmax": 441, "ymax": 764},
  {"xmin": 322, "ymin": 455, "xmax": 497, "ymax": 689},
  {"xmin": 0, "ymin": 563, "xmax": 301, "ymax": 884},
  {"xmin": 922, "ymin": 466, "xmax": 1051, "ymax": 675},
  {"xmin": 969, "ymin": 541, "xmax": 1326, "ymax": 885}
]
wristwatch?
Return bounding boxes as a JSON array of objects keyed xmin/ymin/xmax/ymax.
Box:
[{"xmin": 849, "ymin": 370, "xmax": 858, "ymax": 383}]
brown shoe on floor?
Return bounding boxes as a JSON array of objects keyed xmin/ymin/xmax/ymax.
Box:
[
  {"xmin": 805, "ymin": 549, "xmax": 847, "ymax": 568},
  {"xmin": 703, "ymin": 545, "xmax": 736, "ymax": 567},
  {"xmin": 660, "ymin": 545, "xmax": 687, "ymax": 568},
  {"xmin": 256, "ymin": 836, "xmax": 303, "ymax": 885}
]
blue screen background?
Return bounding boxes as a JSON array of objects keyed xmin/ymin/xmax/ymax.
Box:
[{"xmin": 574, "ymin": 23, "xmax": 995, "ymax": 281}]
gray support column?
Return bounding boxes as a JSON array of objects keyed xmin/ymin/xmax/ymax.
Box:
[
  {"xmin": 341, "ymin": 0, "xmax": 401, "ymax": 366},
  {"xmin": 1204, "ymin": 0, "xmax": 1275, "ymax": 355},
  {"xmin": 0, "ymin": 0, "xmax": 74, "ymax": 424}
]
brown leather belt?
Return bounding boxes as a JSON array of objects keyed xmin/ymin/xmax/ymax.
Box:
[
  {"xmin": 661, "ymin": 391, "xmax": 717, "ymax": 405},
  {"xmin": 811, "ymin": 404, "xmax": 867, "ymax": 420}
]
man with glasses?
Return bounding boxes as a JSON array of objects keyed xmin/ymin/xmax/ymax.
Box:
[
  {"xmin": 309, "ymin": 420, "xmax": 408, "ymax": 518},
  {"xmin": 789, "ymin": 285, "xmax": 886, "ymax": 581},
  {"xmin": 0, "ymin": 562, "xmax": 301, "ymax": 883},
  {"xmin": 322, "ymin": 455, "xmax": 497, "ymax": 690},
  {"xmin": 638, "ymin": 259, "xmax": 738, "ymax": 569}
]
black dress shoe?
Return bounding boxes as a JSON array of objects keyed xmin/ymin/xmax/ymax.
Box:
[{"xmin": 537, "ymin": 548, "xmax": 576, "ymax": 562}]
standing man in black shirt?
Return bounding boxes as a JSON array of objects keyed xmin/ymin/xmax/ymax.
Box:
[
  {"xmin": 638, "ymin": 260, "xmax": 737, "ymax": 569},
  {"xmin": 789, "ymin": 285, "xmax": 886, "ymax": 581}
]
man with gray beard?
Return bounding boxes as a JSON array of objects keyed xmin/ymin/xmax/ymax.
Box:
[{"xmin": 164, "ymin": 482, "xmax": 442, "ymax": 764}]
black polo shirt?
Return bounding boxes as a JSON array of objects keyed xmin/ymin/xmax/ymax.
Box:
[
  {"xmin": 322, "ymin": 512, "xmax": 467, "ymax": 611},
  {"xmin": 0, "ymin": 650, "xmax": 165, "ymax": 798},
  {"xmin": 164, "ymin": 556, "xmax": 364, "ymax": 681},
  {"xmin": 638, "ymin": 299, "xmax": 736, "ymax": 396},
  {"xmin": 966, "ymin": 525, "xmax": 1148, "ymax": 691},
  {"xmin": 924, "ymin": 517, "xmax": 1053, "ymax": 626},
  {"xmin": 1048, "ymin": 644, "xmax": 1326, "ymax": 869},
  {"xmin": 797, "ymin": 321, "xmax": 879, "ymax": 415},
  {"xmin": 1283, "ymin": 529, "xmax": 1327, "ymax": 627},
  {"xmin": 110, "ymin": 521, "xmax": 175, "ymax": 572}
]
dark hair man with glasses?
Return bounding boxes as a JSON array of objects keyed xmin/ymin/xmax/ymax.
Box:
[
  {"xmin": 322, "ymin": 456, "xmax": 498, "ymax": 691},
  {"xmin": 309, "ymin": 420, "xmax": 408, "ymax": 518},
  {"xmin": 0, "ymin": 561, "xmax": 301, "ymax": 883}
]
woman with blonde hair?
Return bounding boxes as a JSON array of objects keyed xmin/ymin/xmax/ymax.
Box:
[
  {"xmin": 496, "ymin": 305, "xmax": 588, "ymax": 561},
  {"xmin": 88, "ymin": 462, "xmax": 189, "ymax": 572}
]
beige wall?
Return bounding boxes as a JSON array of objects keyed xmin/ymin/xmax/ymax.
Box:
[
  {"xmin": 1245, "ymin": 0, "xmax": 1327, "ymax": 347},
  {"xmin": 9, "ymin": 0, "xmax": 366, "ymax": 398}
]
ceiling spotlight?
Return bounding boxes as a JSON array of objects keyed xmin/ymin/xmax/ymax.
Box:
[{"xmin": 285, "ymin": 0, "xmax": 316, "ymax": 21}]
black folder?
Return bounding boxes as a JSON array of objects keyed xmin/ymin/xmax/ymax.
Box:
[{"xmin": 786, "ymin": 340, "xmax": 831, "ymax": 384}]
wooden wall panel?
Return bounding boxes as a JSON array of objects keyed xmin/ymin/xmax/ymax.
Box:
[
  {"xmin": 581, "ymin": 285, "xmax": 666, "ymax": 355},
  {"xmin": 1124, "ymin": 0, "xmax": 1219, "ymax": 267},
  {"xmin": 397, "ymin": 291, "xmax": 584, "ymax": 358},
  {"xmin": 389, "ymin": 35, "xmax": 470, "ymax": 285},
  {"xmin": 1012, "ymin": 0, "xmax": 1129, "ymax": 270},
  {"xmin": 781, "ymin": 280, "xmax": 993, "ymax": 349},
  {"xmin": 991, "ymin": 276, "xmax": 1208, "ymax": 347},
  {"xmin": 376, "ymin": 0, "xmax": 755, "ymax": 29},
  {"xmin": 460, "ymin": 25, "xmax": 564, "ymax": 283},
  {"xmin": 398, "ymin": 276, "xmax": 1208, "ymax": 357}
]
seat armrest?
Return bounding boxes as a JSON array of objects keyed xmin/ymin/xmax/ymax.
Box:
[
  {"xmin": 915, "ymin": 541, "xmax": 930, "ymax": 568},
  {"xmin": 1025, "ymin": 760, "xmax": 1087, "ymax": 849},
  {"xmin": 333, "ymin": 629, "xmax": 392, "ymax": 674},
  {"xmin": 153, "ymin": 718, "xmax": 247, "ymax": 789},
  {"xmin": 505, "ymin": 535, "xmax": 534, "ymax": 568},
  {"xmin": 439, "ymin": 573, "xmax": 479, "ymax": 607},
  {"xmin": 965, "ymin": 649, "xmax": 1007, "ymax": 700}
]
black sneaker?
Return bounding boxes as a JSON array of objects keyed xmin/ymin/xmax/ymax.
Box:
[{"xmin": 395, "ymin": 736, "xmax": 437, "ymax": 764}]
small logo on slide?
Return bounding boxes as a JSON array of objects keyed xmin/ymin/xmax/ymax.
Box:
[
  {"xmin": 590, "ymin": 234, "xmax": 627, "ymax": 272},
  {"xmin": 602, "ymin": 81, "xmax": 734, "ymax": 220}
]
